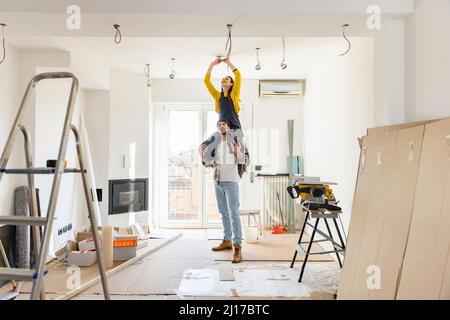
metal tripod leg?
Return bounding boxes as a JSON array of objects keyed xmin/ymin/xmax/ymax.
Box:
[
  {"xmin": 323, "ymin": 218, "xmax": 343, "ymax": 268},
  {"xmin": 291, "ymin": 211, "xmax": 309, "ymax": 268},
  {"xmin": 332, "ymin": 218, "xmax": 347, "ymax": 258},
  {"xmin": 71, "ymin": 126, "xmax": 110, "ymax": 300},
  {"xmin": 31, "ymin": 73, "xmax": 79, "ymax": 300},
  {"xmin": 298, "ymin": 217, "xmax": 319, "ymax": 282},
  {"xmin": 19, "ymin": 126, "xmax": 45, "ymax": 299}
]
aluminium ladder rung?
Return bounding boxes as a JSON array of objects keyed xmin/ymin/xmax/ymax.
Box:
[
  {"xmin": 0, "ymin": 167, "xmax": 83, "ymax": 174},
  {"xmin": 0, "ymin": 216, "xmax": 48, "ymax": 226},
  {"xmin": 0, "ymin": 268, "xmax": 36, "ymax": 281}
]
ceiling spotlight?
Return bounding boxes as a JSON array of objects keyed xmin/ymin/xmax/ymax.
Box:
[
  {"xmin": 169, "ymin": 58, "xmax": 176, "ymax": 80},
  {"xmin": 280, "ymin": 36, "xmax": 287, "ymax": 70},
  {"xmin": 0, "ymin": 23, "xmax": 6, "ymax": 65},
  {"xmin": 113, "ymin": 24, "xmax": 122, "ymax": 44},
  {"xmin": 144, "ymin": 64, "xmax": 151, "ymax": 87},
  {"xmin": 255, "ymin": 48, "xmax": 261, "ymax": 71}
]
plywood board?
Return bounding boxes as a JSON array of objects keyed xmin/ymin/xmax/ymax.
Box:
[
  {"xmin": 345, "ymin": 126, "xmax": 426, "ymax": 299},
  {"xmin": 366, "ymin": 119, "xmax": 441, "ymax": 136},
  {"xmin": 397, "ymin": 118, "xmax": 450, "ymax": 299},
  {"xmin": 368, "ymin": 125, "xmax": 425, "ymax": 299},
  {"xmin": 349, "ymin": 130, "xmax": 398, "ymax": 299},
  {"xmin": 337, "ymin": 134, "xmax": 381, "ymax": 299},
  {"xmin": 339, "ymin": 125, "xmax": 428, "ymax": 300}
]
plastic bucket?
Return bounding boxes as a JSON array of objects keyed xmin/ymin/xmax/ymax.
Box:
[{"xmin": 244, "ymin": 226, "xmax": 259, "ymax": 244}]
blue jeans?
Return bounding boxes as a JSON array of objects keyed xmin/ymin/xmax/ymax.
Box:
[{"xmin": 214, "ymin": 181, "xmax": 242, "ymax": 246}]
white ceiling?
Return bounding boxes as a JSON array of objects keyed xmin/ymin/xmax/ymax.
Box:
[
  {"xmin": 0, "ymin": 0, "xmax": 414, "ymax": 14},
  {"xmin": 50, "ymin": 36, "xmax": 350, "ymax": 79},
  {"xmin": 0, "ymin": 0, "xmax": 412, "ymax": 81}
]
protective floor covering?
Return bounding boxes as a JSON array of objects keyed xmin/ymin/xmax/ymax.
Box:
[
  {"xmin": 5, "ymin": 234, "xmax": 181, "ymax": 300},
  {"xmin": 177, "ymin": 263, "xmax": 340, "ymax": 298}
]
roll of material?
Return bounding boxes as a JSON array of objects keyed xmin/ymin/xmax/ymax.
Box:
[
  {"xmin": 101, "ymin": 226, "xmax": 113, "ymax": 268},
  {"xmin": 14, "ymin": 187, "xmax": 30, "ymax": 269}
]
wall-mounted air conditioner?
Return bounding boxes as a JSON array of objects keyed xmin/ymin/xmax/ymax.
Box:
[{"xmin": 259, "ymin": 80, "xmax": 304, "ymax": 97}]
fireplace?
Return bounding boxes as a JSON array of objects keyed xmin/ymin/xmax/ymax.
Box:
[{"xmin": 108, "ymin": 178, "xmax": 148, "ymax": 215}]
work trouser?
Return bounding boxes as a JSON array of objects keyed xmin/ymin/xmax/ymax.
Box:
[{"xmin": 214, "ymin": 181, "xmax": 242, "ymax": 246}]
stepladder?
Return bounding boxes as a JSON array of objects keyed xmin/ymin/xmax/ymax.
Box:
[{"xmin": 0, "ymin": 72, "xmax": 110, "ymax": 300}]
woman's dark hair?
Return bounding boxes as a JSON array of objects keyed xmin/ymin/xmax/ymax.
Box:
[{"xmin": 220, "ymin": 76, "xmax": 234, "ymax": 100}]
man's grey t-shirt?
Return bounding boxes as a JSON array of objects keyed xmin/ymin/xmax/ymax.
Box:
[{"xmin": 216, "ymin": 137, "xmax": 240, "ymax": 182}]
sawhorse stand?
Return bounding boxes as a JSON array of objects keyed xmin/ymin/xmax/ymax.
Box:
[{"xmin": 290, "ymin": 203, "xmax": 346, "ymax": 282}]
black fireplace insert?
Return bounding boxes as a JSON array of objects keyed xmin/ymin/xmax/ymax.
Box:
[{"xmin": 108, "ymin": 178, "xmax": 148, "ymax": 215}]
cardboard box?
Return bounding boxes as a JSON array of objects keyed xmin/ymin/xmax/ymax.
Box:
[
  {"xmin": 68, "ymin": 251, "xmax": 97, "ymax": 267},
  {"xmin": 113, "ymin": 246, "xmax": 137, "ymax": 261},
  {"xmin": 113, "ymin": 235, "xmax": 138, "ymax": 248},
  {"xmin": 78, "ymin": 238, "xmax": 100, "ymax": 252}
]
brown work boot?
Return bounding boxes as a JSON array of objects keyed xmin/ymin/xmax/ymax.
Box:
[
  {"xmin": 212, "ymin": 240, "xmax": 233, "ymax": 251},
  {"xmin": 232, "ymin": 245, "xmax": 242, "ymax": 263}
]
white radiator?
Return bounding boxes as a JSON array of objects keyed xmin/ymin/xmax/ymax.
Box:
[{"xmin": 260, "ymin": 176, "xmax": 290, "ymax": 228}]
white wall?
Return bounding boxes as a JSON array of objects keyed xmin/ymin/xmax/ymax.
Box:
[
  {"xmin": 303, "ymin": 38, "xmax": 375, "ymax": 231},
  {"xmin": 18, "ymin": 51, "xmax": 71, "ymax": 149},
  {"xmin": 0, "ymin": 45, "xmax": 25, "ymax": 217},
  {"xmin": 253, "ymin": 97, "xmax": 303, "ymax": 174},
  {"xmin": 374, "ymin": 19, "xmax": 406, "ymax": 126},
  {"xmin": 108, "ymin": 69, "xmax": 150, "ymax": 226},
  {"xmin": 405, "ymin": 0, "xmax": 450, "ymax": 121},
  {"xmin": 83, "ymin": 90, "xmax": 110, "ymax": 225}
]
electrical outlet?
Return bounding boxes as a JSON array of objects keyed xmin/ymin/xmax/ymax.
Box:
[
  {"xmin": 58, "ymin": 228, "xmax": 63, "ymax": 236},
  {"xmin": 63, "ymin": 225, "xmax": 68, "ymax": 233},
  {"xmin": 68, "ymin": 223, "xmax": 72, "ymax": 231}
]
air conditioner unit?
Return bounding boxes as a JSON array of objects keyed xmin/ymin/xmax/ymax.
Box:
[{"xmin": 259, "ymin": 80, "xmax": 304, "ymax": 97}]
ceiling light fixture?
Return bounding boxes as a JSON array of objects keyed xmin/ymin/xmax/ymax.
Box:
[
  {"xmin": 0, "ymin": 23, "xmax": 6, "ymax": 65},
  {"xmin": 340, "ymin": 24, "xmax": 351, "ymax": 56},
  {"xmin": 280, "ymin": 36, "xmax": 287, "ymax": 70},
  {"xmin": 144, "ymin": 64, "xmax": 151, "ymax": 87},
  {"xmin": 255, "ymin": 48, "xmax": 261, "ymax": 71},
  {"xmin": 169, "ymin": 58, "xmax": 176, "ymax": 80},
  {"xmin": 113, "ymin": 24, "xmax": 122, "ymax": 44}
]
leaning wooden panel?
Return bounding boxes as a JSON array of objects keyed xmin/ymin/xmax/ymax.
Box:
[
  {"xmin": 367, "ymin": 119, "xmax": 440, "ymax": 136},
  {"xmin": 337, "ymin": 135, "xmax": 380, "ymax": 299},
  {"xmin": 368, "ymin": 125, "xmax": 425, "ymax": 299},
  {"xmin": 439, "ymin": 169, "xmax": 450, "ymax": 299},
  {"xmin": 350, "ymin": 131, "xmax": 398, "ymax": 299},
  {"xmin": 397, "ymin": 118, "xmax": 450, "ymax": 300}
]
